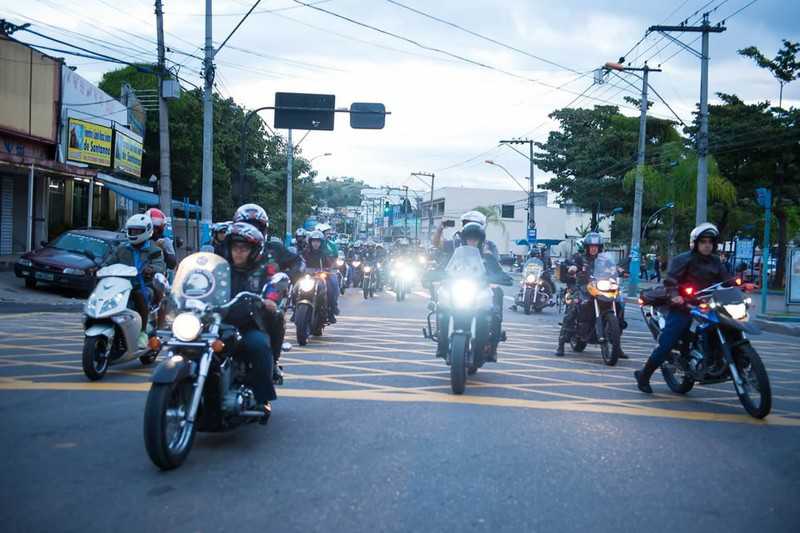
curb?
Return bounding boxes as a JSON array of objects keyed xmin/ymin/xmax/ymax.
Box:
[{"xmin": 0, "ymin": 300, "xmax": 85, "ymax": 314}]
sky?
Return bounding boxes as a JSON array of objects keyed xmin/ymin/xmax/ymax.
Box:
[{"xmin": 5, "ymin": 0, "xmax": 799, "ymax": 197}]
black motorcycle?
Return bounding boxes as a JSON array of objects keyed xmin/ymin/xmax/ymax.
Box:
[
  {"xmin": 423, "ymin": 247, "xmax": 512, "ymax": 394},
  {"xmin": 513, "ymin": 257, "xmax": 555, "ymax": 314},
  {"xmin": 293, "ymin": 270, "xmax": 329, "ymax": 345},
  {"xmin": 362, "ymin": 262, "xmax": 377, "ymax": 299},
  {"xmin": 640, "ymin": 279, "xmax": 771, "ymax": 418},
  {"xmin": 144, "ymin": 253, "xmax": 282, "ymax": 470},
  {"xmin": 565, "ymin": 253, "xmax": 625, "ymax": 366}
]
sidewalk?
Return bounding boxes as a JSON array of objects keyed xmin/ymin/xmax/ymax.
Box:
[{"xmin": 0, "ymin": 271, "xmax": 86, "ymax": 313}]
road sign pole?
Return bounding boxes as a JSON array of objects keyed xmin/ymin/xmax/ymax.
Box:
[{"xmin": 286, "ymin": 128, "xmax": 293, "ymax": 247}]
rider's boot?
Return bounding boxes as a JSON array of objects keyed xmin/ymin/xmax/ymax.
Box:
[
  {"xmin": 554, "ymin": 328, "xmax": 569, "ymax": 356},
  {"xmin": 634, "ymin": 358, "xmax": 659, "ymax": 394}
]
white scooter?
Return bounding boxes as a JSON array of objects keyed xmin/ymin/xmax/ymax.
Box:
[{"xmin": 82, "ymin": 264, "xmax": 167, "ymax": 381}]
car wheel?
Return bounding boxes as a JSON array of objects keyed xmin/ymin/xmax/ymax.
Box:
[{"xmin": 24, "ymin": 278, "xmax": 37, "ymax": 289}]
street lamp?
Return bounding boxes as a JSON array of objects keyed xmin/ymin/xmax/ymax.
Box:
[
  {"xmin": 642, "ymin": 202, "xmax": 675, "ymax": 239},
  {"xmin": 593, "ymin": 206, "xmax": 623, "ymax": 231},
  {"xmin": 484, "ymin": 160, "xmax": 529, "ymax": 194},
  {"xmin": 309, "ymin": 152, "xmax": 333, "ymax": 164}
]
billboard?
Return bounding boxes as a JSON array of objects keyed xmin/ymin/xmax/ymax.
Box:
[
  {"xmin": 67, "ymin": 118, "xmax": 112, "ymax": 167},
  {"xmin": 113, "ymin": 128, "xmax": 143, "ymax": 178}
]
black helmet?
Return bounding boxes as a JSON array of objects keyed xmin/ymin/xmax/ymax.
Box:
[
  {"xmin": 583, "ymin": 232, "xmax": 603, "ymax": 253},
  {"xmin": 224, "ymin": 222, "xmax": 265, "ymax": 268},
  {"xmin": 461, "ymin": 222, "xmax": 486, "ymax": 247}
]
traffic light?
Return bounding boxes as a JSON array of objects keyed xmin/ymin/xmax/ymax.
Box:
[{"xmin": 384, "ymin": 201, "xmax": 391, "ymax": 216}]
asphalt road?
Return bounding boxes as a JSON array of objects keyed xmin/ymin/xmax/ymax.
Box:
[{"xmin": 1, "ymin": 281, "xmax": 799, "ymax": 532}]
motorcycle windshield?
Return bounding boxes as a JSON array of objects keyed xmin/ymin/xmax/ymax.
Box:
[
  {"xmin": 171, "ymin": 252, "xmax": 231, "ymax": 309},
  {"xmin": 593, "ymin": 252, "xmax": 619, "ymax": 280},
  {"xmin": 524, "ymin": 258, "xmax": 544, "ymax": 277},
  {"xmin": 445, "ymin": 246, "xmax": 486, "ymax": 278}
]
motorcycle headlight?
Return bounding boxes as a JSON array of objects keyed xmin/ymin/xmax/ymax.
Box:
[
  {"xmin": 401, "ymin": 267, "xmax": 415, "ymax": 280},
  {"xmin": 418, "ymin": 256, "xmax": 427, "ymax": 264},
  {"xmin": 352, "ymin": 261, "xmax": 361, "ymax": 267},
  {"xmin": 364, "ymin": 266, "xmax": 372, "ymax": 273},
  {"xmin": 172, "ymin": 312, "xmax": 202, "ymax": 342},
  {"xmin": 336, "ymin": 259, "xmax": 344, "ymax": 266},
  {"xmin": 722, "ymin": 303, "xmax": 748, "ymax": 320},
  {"xmin": 18, "ymin": 258, "xmax": 32, "ymax": 267},
  {"xmin": 596, "ymin": 279, "xmax": 618, "ymax": 292},
  {"xmin": 298, "ymin": 276, "xmax": 315, "ymax": 292},
  {"xmin": 452, "ymin": 279, "xmax": 478, "ymax": 309},
  {"xmin": 525, "ymin": 274, "xmax": 536, "ymax": 284}
]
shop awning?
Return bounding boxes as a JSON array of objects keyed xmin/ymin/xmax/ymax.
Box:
[{"xmin": 102, "ymin": 180, "xmax": 160, "ymax": 206}]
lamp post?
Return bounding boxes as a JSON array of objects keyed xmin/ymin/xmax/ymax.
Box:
[
  {"xmin": 642, "ymin": 202, "xmax": 675, "ymax": 240},
  {"xmin": 309, "ymin": 152, "xmax": 333, "ymax": 164},
  {"xmin": 484, "ymin": 160, "xmax": 529, "ymax": 194},
  {"xmin": 593, "ymin": 206, "xmax": 623, "ymax": 232}
]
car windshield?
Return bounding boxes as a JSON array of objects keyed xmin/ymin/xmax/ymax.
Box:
[
  {"xmin": 445, "ymin": 245, "xmax": 486, "ymax": 278},
  {"xmin": 50, "ymin": 232, "xmax": 109, "ymax": 258},
  {"xmin": 593, "ymin": 252, "xmax": 618, "ymax": 279}
]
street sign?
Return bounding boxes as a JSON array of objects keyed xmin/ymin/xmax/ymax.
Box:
[
  {"xmin": 350, "ymin": 102, "xmax": 386, "ymax": 129},
  {"xmin": 527, "ymin": 228, "xmax": 537, "ymax": 243},
  {"xmin": 274, "ymin": 92, "xmax": 335, "ymax": 131}
]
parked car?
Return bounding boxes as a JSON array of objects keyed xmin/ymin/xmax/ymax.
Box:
[{"xmin": 14, "ymin": 228, "xmax": 125, "ymax": 295}]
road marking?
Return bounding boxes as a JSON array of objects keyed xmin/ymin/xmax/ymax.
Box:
[{"xmin": 0, "ymin": 378, "xmax": 797, "ymax": 427}]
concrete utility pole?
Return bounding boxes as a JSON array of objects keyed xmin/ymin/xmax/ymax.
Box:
[
  {"xmin": 649, "ymin": 13, "xmax": 726, "ymax": 225},
  {"xmin": 403, "ymin": 185, "xmax": 409, "ymax": 237},
  {"xmin": 499, "ymin": 139, "xmax": 536, "ymax": 238},
  {"xmin": 602, "ymin": 62, "xmax": 661, "ymax": 297},
  {"xmin": 285, "ymin": 129, "xmax": 294, "ymax": 246},
  {"xmin": 154, "ymin": 0, "xmax": 172, "ymax": 218},
  {"xmin": 200, "ymin": 0, "xmax": 214, "ymax": 243},
  {"xmin": 411, "ymin": 172, "xmax": 435, "ymax": 242}
]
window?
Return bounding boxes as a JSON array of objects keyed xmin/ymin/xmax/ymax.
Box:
[{"xmin": 501, "ymin": 204, "xmax": 515, "ymax": 219}]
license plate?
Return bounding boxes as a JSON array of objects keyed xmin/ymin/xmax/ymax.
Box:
[{"xmin": 35, "ymin": 272, "xmax": 55, "ymax": 281}]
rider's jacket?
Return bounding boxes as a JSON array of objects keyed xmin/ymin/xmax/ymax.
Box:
[
  {"xmin": 565, "ymin": 252, "xmax": 597, "ymax": 288},
  {"xmin": 302, "ymin": 247, "xmax": 333, "ymax": 271},
  {"xmin": 226, "ymin": 263, "xmax": 276, "ymax": 332},
  {"xmin": 261, "ymin": 241, "xmax": 303, "ymax": 281},
  {"xmin": 666, "ymin": 251, "xmax": 730, "ymax": 294},
  {"xmin": 442, "ymin": 233, "xmax": 499, "ymax": 259},
  {"xmin": 104, "ymin": 241, "xmax": 166, "ymax": 287}
]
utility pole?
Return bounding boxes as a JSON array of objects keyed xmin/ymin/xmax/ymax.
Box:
[
  {"xmin": 411, "ymin": 172, "xmax": 435, "ymax": 242},
  {"xmin": 403, "ymin": 185, "xmax": 409, "ymax": 238},
  {"xmin": 602, "ymin": 61, "xmax": 661, "ymax": 296},
  {"xmin": 200, "ymin": 0, "xmax": 214, "ymax": 244},
  {"xmin": 285, "ymin": 129, "xmax": 293, "ymax": 246},
  {"xmin": 154, "ymin": 0, "xmax": 172, "ymax": 219},
  {"xmin": 649, "ymin": 13, "xmax": 726, "ymax": 224},
  {"xmin": 499, "ymin": 139, "xmax": 536, "ymax": 240}
]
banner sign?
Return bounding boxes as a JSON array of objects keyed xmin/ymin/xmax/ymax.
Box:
[
  {"xmin": 67, "ymin": 118, "xmax": 112, "ymax": 167},
  {"xmin": 113, "ymin": 129, "xmax": 143, "ymax": 178}
]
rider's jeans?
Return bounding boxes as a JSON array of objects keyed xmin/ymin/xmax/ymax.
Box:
[
  {"xmin": 236, "ymin": 329, "xmax": 276, "ymax": 403},
  {"xmin": 327, "ymin": 273, "xmax": 339, "ymax": 314},
  {"xmin": 645, "ymin": 310, "xmax": 692, "ymax": 368}
]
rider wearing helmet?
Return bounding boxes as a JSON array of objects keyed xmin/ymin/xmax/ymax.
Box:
[
  {"xmin": 433, "ymin": 209, "xmax": 500, "ymax": 259},
  {"xmin": 145, "ymin": 208, "xmax": 177, "ymax": 269},
  {"xmin": 435, "ymin": 222, "xmax": 512, "ymax": 359},
  {"xmin": 316, "ymin": 223, "xmax": 341, "ymax": 315},
  {"xmin": 302, "ymin": 230, "xmax": 336, "ymax": 323},
  {"xmin": 634, "ymin": 223, "xmax": 731, "ymax": 393},
  {"xmin": 295, "ymin": 228, "xmax": 308, "ymax": 254},
  {"xmin": 211, "ymin": 222, "xmax": 231, "ymax": 256},
  {"xmin": 554, "ymin": 232, "xmax": 626, "ymax": 357},
  {"xmin": 104, "ymin": 214, "xmax": 166, "ymax": 349},
  {"xmin": 222, "ymin": 222, "xmax": 277, "ymax": 419}
]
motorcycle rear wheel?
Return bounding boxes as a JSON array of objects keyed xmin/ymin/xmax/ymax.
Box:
[
  {"xmin": 661, "ymin": 353, "xmax": 695, "ymax": 394},
  {"xmin": 82, "ymin": 336, "xmax": 110, "ymax": 381},
  {"xmin": 295, "ymin": 303, "xmax": 312, "ymax": 346},
  {"xmin": 733, "ymin": 343, "xmax": 772, "ymax": 419},
  {"xmin": 450, "ymin": 333, "xmax": 468, "ymax": 395},
  {"xmin": 569, "ymin": 337, "xmax": 587, "ymax": 352},
  {"xmin": 143, "ymin": 380, "xmax": 196, "ymax": 470}
]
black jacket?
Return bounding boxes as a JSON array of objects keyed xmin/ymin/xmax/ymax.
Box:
[
  {"xmin": 666, "ymin": 251, "xmax": 731, "ymax": 293},
  {"xmin": 302, "ymin": 247, "xmax": 333, "ymax": 271}
]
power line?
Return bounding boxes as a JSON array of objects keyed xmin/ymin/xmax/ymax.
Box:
[
  {"xmin": 719, "ymin": 0, "xmax": 760, "ymax": 23},
  {"xmin": 216, "ymin": 0, "xmax": 263, "ymax": 56},
  {"xmin": 384, "ymin": 0, "xmax": 586, "ymax": 75}
]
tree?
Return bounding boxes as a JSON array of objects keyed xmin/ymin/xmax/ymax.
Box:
[
  {"xmin": 473, "ymin": 205, "xmax": 506, "ymax": 235},
  {"xmin": 314, "ymin": 177, "xmax": 368, "ymax": 208},
  {"xmin": 535, "ymin": 105, "xmax": 681, "ymax": 228},
  {"xmin": 739, "ymin": 40, "xmax": 800, "ymax": 108}
]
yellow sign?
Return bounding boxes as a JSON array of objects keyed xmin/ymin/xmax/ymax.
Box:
[
  {"xmin": 113, "ymin": 130, "xmax": 143, "ymax": 178},
  {"xmin": 67, "ymin": 118, "xmax": 112, "ymax": 167}
]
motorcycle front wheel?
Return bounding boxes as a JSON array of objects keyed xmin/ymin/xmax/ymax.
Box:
[
  {"xmin": 600, "ymin": 314, "xmax": 620, "ymax": 366},
  {"xmin": 295, "ymin": 303, "xmax": 312, "ymax": 345},
  {"xmin": 82, "ymin": 336, "xmax": 110, "ymax": 381},
  {"xmin": 363, "ymin": 280, "xmax": 369, "ymax": 300},
  {"xmin": 733, "ymin": 343, "xmax": 772, "ymax": 419},
  {"xmin": 143, "ymin": 380, "xmax": 196, "ymax": 470},
  {"xmin": 449, "ymin": 333, "xmax": 468, "ymax": 395},
  {"xmin": 661, "ymin": 353, "xmax": 695, "ymax": 394}
]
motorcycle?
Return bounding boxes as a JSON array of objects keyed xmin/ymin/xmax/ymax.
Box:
[
  {"xmin": 422, "ymin": 246, "xmax": 511, "ymax": 395},
  {"xmin": 336, "ymin": 254, "xmax": 348, "ymax": 295},
  {"xmin": 513, "ymin": 257, "xmax": 554, "ymax": 314},
  {"xmin": 81, "ymin": 264, "xmax": 168, "ymax": 381},
  {"xmin": 390, "ymin": 257, "xmax": 416, "ymax": 302},
  {"xmin": 362, "ymin": 262, "xmax": 376, "ymax": 299},
  {"xmin": 293, "ymin": 269, "xmax": 330, "ymax": 345},
  {"xmin": 144, "ymin": 253, "xmax": 281, "ymax": 470},
  {"xmin": 639, "ymin": 279, "xmax": 771, "ymax": 418},
  {"xmin": 349, "ymin": 257, "xmax": 363, "ymax": 288},
  {"xmin": 565, "ymin": 252, "xmax": 625, "ymax": 366}
]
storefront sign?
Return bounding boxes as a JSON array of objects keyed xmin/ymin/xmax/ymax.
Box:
[
  {"xmin": 67, "ymin": 118, "xmax": 112, "ymax": 167},
  {"xmin": 113, "ymin": 129, "xmax": 143, "ymax": 178},
  {"xmin": 788, "ymin": 248, "xmax": 800, "ymax": 304}
]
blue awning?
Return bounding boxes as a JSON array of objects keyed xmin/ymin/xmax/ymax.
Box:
[{"xmin": 103, "ymin": 180, "xmax": 159, "ymax": 206}]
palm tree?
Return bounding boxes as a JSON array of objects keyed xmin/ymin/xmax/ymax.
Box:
[{"xmin": 473, "ymin": 205, "xmax": 506, "ymax": 235}]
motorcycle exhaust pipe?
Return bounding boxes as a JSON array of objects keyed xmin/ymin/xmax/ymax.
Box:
[{"xmin": 239, "ymin": 410, "xmax": 268, "ymax": 418}]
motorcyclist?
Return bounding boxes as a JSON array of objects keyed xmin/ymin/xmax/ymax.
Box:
[
  {"xmin": 221, "ymin": 222, "xmax": 277, "ymax": 420},
  {"xmin": 295, "ymin": 228, "xmax": 308, "ymax": 254},
  {"xmin": 554, "ymin": 232, "xmax": 626, "ymax": 358},
  {"xmin": 316, "ymin": 223, "xmax": 341, "ymax": 316},
  {"xmin": 104, "ymin": 214, "xmax": 166, "ymax": 349},
  {"xmin": 432, "ymin": 210, "xmax": 500, "ymax": 259},
  {"xmin": 145, "ymin": 207, "xmax": 177, "ymax": 270},
  {"xmin": 232, "ymin": 203, "xmax": 302, "ymax": 382},
  {"xmin": 211, "ymin": 222, "xmax": 230, "ymax": 256},
  {"xmin": 634, "ymin": 223, "xmax": 730, "ymax": 393},
  {"xmin": 302, "ymin": 230, "xmax": 336, "ymax": 323},
  {"xmin": 436, "ymin": 223, "xmax": 511, "ymax": 359}
]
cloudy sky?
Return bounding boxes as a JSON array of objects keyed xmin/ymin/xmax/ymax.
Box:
[{"xmin": 6, "ymin": 0, "xmax": 799, "ymax": 195}]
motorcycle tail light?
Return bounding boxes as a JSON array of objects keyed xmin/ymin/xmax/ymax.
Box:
[
  {"xmin": 147, "ymin": 337, "xmax": 161, "ymax": 351},
  {"xmin": 637, "ymin": 297, "xmax": 644, "ymax": 305},
  {"xmin": 735, "ymin": 277, "xmax": 742, "ymax": 286},
  {"xmin": 683, "ymin": 286, "xmax": 695, "ymax": 296},
  {"xmin": 211, "ymin": 339, "xmax": 225, "ymax": 353}
]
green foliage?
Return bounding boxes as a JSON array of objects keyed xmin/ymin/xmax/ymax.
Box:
[
  {"xmin": 473, "ymin": 205, "xmax": 506, "ymax": 234},
  {"xmin": 738, "ymin": 40, "xmax": 800, "ymax": 106},
  {"xmin": 314, "ymin": 177, "xmax": 368, "ymax": 208}
]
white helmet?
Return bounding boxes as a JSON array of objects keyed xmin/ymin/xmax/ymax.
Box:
[
  {"xmin": 125, "ymin": 214, "xmax": 153, "ymax": 245},
  {"xmin": 689, "ymin": 223, "xmax": 719, "ymax": 250},
  {"xmin": 309, "ymin": 230, "xmax": 324, "ymax": 241},
  {"xmin": 316, "ymin": 222, "xmax": 332, "ymax": 234},
  {"xmin": 461, "ymin": 210, "xmax": 487, "ymax": 228}
]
